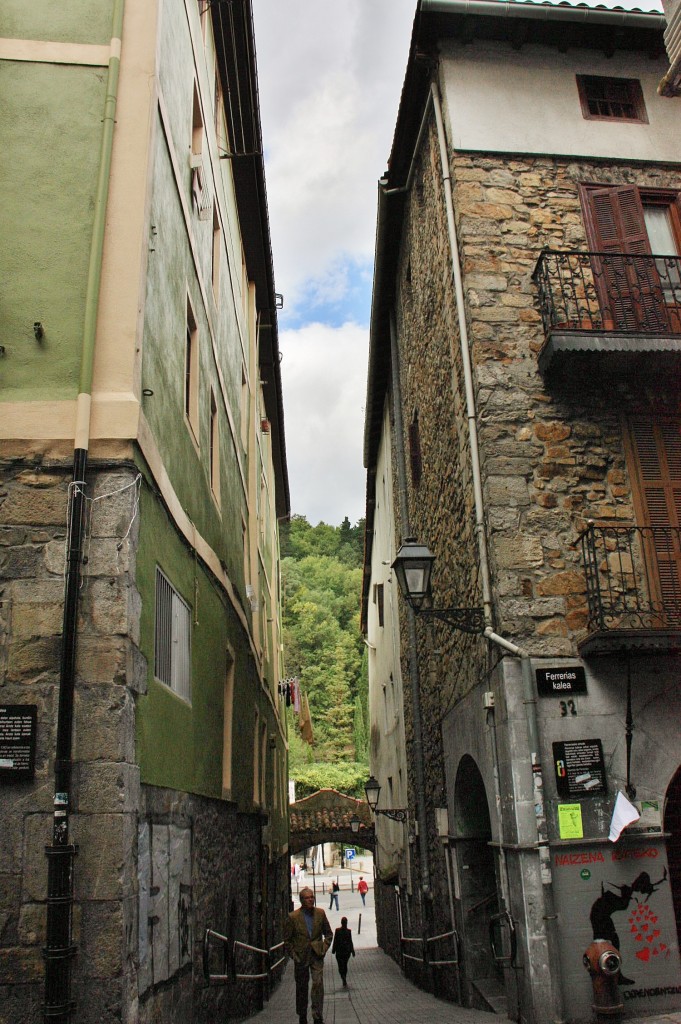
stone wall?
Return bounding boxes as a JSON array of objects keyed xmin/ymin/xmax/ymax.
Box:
[
  {"xmin": 0, "ymin": 460, "xmax": 289, "ymax": 1022},
  {"xmin": 0, "ymin": 460, "xmax": 142, "ymax": 1024},
  {"xmin": 451, "ymin": 152, "xmax": 681, "ymax": 655}
]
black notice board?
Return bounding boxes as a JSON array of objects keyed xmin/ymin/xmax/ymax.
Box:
[
  {"xmin": 536, "ymin": 666, "xmax": 587, "ymax": 696},
  {"xmin": 553, "ymin": 738, "xmax": 606, "ymax": 798},
  {"xmin": 0, "ymin": 705, "xmax": 37, "ymax": 781}
]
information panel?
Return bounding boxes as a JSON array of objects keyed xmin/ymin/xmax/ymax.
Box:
[
  {"xmin": 0, "ymin": 705, "xmax": 37, "ymax": 781},
  {"xmin": 553, "ymin": 738, "xmax": 606, "ymax": 798}
]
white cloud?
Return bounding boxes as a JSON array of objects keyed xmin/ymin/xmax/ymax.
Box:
[
  {"xmin": 252, "ymin": 0, "xmax": 415, "ymax": 523},
  {"xmin": 279, "ymin": 322, "xmax": 368, "ymax": 526},
  {"xmin": 254, "ymin": 0, "xmax": 415, "ymax": 315}
]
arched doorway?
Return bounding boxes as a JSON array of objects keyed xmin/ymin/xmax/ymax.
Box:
[
  {"xmin": 664, "ymin": 765, "xmax": 681, "ymax": 946},
  {"xmin": 451, "ymin": 755, "xmax": 502, "ymax": 1010}
]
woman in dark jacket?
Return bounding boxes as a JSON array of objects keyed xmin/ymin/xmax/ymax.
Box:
[{"xmin": 330, "ymin": 916, "xmax": 355, "ymax": 986}]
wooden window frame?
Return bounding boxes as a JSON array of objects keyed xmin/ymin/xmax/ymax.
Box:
[
  {"xmin": 154, "ymin": 567, "xmax": 192, "ymax": 703},
  {"xmin": 209, "ymin": 387, "xmax": 220, "ymax": 504},
  {"xmin": 576, "ymin": 75, "xmax": 648, "ymax": 124}
]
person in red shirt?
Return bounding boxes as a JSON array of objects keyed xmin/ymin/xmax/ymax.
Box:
[{"xmin": 357, "ymin": 877, "xmax": 369, "ymax": 906}]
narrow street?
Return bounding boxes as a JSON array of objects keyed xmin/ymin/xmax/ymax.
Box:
[{"xmin": 242, "ymin": 881, "xmax": 498, "ymax": 1024}]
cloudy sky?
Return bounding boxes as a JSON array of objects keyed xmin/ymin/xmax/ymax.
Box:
[{"xmin": 252, "ymin": 0, "xmax": 416, "ymax": 527}]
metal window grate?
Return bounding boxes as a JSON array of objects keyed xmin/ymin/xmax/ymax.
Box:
[{"xmin": 155, "ymin": 568, "xmax": 192, "ymax": 702}]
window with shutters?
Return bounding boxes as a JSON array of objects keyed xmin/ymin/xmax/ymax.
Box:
[
  {"xmin": 155, "ymin": 568, "xmax": 192, "ymax": 702},
  {"xmin": 625, "ymin": 417, "xmax": 681, "ymax": 618},
  {"xmin": 581, "ymin": 185, "xmax": 681, "ymax": 331}
]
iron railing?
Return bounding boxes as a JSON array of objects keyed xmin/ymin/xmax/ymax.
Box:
[
  {"xmin": 203, "ymin": 927, "xmax": 285, "ymax": 990},
  {"xmin": 579, "ymin": 522, "xmax": 681, "ymax": 632},
  {"xmin": 533, "ymin": 250, "xmax": 681, "ymax": 336}
]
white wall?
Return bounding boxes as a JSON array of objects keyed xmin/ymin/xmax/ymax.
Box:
[
  {"xmin": 367, "ymin": 399, "xmax": 410, "ymax": 883},
  {"xmin": 440, "ymin": 41, "xmax": 680, "ymax": 163}
]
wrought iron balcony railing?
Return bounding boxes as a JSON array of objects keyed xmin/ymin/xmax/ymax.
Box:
[
  {"xmin": 579, "ymin": 522, "xmax": 681, "ymax": 635},
  {"xmin": 533, "ymin": 250, "xmax": 681, "ymax": 337}
]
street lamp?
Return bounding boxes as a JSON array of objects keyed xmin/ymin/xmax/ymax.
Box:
[
  {"xmin": 350, "ymin": 815, "xmax": 360, "ymax": 835},
  {"xmin": 364, "ymin": 775, "xmax": 408, "ymax": 823},
  {"xmin": 392, "ymin": 539, "xmax": 485, "ymax": 635}
]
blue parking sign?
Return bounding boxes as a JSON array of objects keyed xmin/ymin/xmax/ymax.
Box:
[{"xmin": 345, "ymin": 848, "xmax": 355, "ymax": 859}]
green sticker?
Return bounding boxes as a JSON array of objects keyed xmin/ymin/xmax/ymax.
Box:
[{"xmin": 580, "ymin": 868, "xmax": 591, "ymax": 880}]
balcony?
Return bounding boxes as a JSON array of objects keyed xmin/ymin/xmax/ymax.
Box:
[
  {"xmin": 533, "ymin": 250, "xmax": 681, "ymax": 377},
  {"xmin": 578, "ymin": 521, "xmax": 681, "ymax": 655}
]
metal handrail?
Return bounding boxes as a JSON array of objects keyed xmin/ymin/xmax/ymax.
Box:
[{"xmin": 203, "ymin": 928, "xmax": 286, "ymax": 986}]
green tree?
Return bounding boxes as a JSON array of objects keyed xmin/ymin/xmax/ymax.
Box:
[{"xmin": 282, "ymin": 515, "xmax": 366, "ymax": 779}]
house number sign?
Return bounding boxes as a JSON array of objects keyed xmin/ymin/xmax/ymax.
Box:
[{"xmin": 0, "ymin": 705, "xmax": 37, "ymax": 781}]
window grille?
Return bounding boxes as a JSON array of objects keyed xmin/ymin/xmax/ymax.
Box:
[{"xmin": 155, "ymin": 568, "xmax": 192, "ymax": 702}]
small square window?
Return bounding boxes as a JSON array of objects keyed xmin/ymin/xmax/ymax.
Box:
[{"xmin": 576, "ymin": 75, "xmax": 647, "ymax": 124}]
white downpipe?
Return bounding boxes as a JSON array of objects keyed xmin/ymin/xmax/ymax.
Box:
[
  {"xmin": 430, "ymin": 81, "xmax": 494, "ymax": 627},
  {"xmin": 430, "ymin": 78, "xmax": 565, "ymax": 1023}
]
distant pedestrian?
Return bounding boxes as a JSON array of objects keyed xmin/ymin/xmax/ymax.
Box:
[
  {"xmin": 358, "ymin": 877, "xmax": 368, "ymax": 906},
  {"xmin": 331, "ymin": 916, "xmax": 355, "ymax": 987},
  {"xmin": 283, "ymin": 888, "xmax": 332, "ymax": 1024},
  {"xmin": 329, "ymin": 879, "xmax": 339, "ymax": 911}
]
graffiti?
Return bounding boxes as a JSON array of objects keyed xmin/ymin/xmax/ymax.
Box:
[
  {"xmin": 555, "ymin": 850, "xmax": 605, "ymax": 866},
  {"xmin": 589, "ymin": 868, "xmax": 669, "ymax": 985},
  {"xmin": 179, "ymin": 885, "xmax": 191, "ymax": 962}
]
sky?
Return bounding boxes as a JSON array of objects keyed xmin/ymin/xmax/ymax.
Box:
[{"xmin": 252, "ymin": 0, "xmax": 416, "ymax": 528}]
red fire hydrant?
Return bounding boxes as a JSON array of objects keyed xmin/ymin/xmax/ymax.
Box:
[{"xmin": 583, "ymin": 940, "xmax": 624, "ymax": 1018}]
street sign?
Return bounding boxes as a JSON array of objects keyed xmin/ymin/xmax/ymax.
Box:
[{"xmin": 345, "ymin": 848, "xmax": 356, "ymax": 860}]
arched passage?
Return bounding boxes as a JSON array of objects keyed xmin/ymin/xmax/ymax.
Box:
[
  {"xmin": 664, "ymin": 765, "xmax": 681, "ymax": 946},
  {"xmin": 451, "ymin": 755, "xmax": 502, "ymax": 1009},
  {"xmin": 289, "ymin": 789, "xmax": 375, "ymax": 854}
]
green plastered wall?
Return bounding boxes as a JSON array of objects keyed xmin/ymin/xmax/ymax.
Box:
[
  {"xmin": 0, "ymin": 0, "xmax": 113, "ymax": 45},
  {"xmin": 140, "ymin": 117, "xmax": 246, "ymax": 590},
  {"xmin": 0, "ymin": 59, "xmax": 106, "ymax": 399},
  {"xmin": 136, "ymin": 480, "xmax": 261, "ymax": 806}
]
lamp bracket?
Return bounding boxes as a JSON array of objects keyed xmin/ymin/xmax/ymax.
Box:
[
  {"xmin": 415, "ymin": 606, "xmax": 486, "ymax": 635},
  {"xmin": 375, "ymin": 808, "xmax": 408, "ymax": 823}
]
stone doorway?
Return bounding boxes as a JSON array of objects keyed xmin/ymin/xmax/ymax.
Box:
[
  {"xmin": 451, "ymin": 755, "xmax": 503, "ymax": 1013},
  {"xmin": 664, "ymin": 765, "xmax": 681, "ymax": 947}
]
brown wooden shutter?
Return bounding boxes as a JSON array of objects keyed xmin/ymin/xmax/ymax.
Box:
[
  {"xmin": 585, "ymin": 187, "xmax": 667, "ymax": 330},
  {"xmin": 628, "ymin": 418, "xmax": 681, "ymax": 616}
]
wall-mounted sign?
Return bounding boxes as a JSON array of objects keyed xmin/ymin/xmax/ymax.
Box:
[
  {"xmin": 536, "ymin": 666, "xmax": 587, "ymax": 696},
  {"xmin": 553, "ymin": 738, "xmax": 606, "ymax": 799},
  {"xmin": 0, "ymin": 705, "xmax": 37, "ymax": 781}
]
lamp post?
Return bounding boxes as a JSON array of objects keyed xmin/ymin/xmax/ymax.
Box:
[
  {"xmin": 392, "ymin": 539, "xmax": 485, "ymax": 635},
  {"xmin": 364, "ymin": 775, "xmax": 408, "ymax": 823}
]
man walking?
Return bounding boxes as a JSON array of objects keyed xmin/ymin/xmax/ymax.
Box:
[
  {"xmin": 329, "ymin": 879, "xmax": 339, "ymax": 911},
  {"xmin": 284, "ymin": 887, "xmax": 333, "ymax": 1024},
  {"xmin": 358, "ymin": 876, "xmax": 368, "ymax": 906}
]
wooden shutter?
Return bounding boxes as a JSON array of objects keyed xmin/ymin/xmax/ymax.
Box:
[
  {"xmin": 585, "ymin": 187, "xmax": 668, "ymax": 330},
  {"xmin": 628, "ymin": 418, "xmax": 681, "ymax": 617}
]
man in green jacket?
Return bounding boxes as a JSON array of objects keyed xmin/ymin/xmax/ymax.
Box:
[{"xmin": 284, "ymin": 887, "xmax": 333, "ymax": 1024}]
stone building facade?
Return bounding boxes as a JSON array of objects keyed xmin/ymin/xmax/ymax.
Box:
[
  {"xmin": 363, "ymin": 2, "xmax": 681, "ymax": 1022},
  {"xmin": 0, "ymin": 2, "xmax": 289, "ymax": 1022}
]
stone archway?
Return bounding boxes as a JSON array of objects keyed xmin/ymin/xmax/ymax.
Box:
[
  {"xmin": 289, "ymin": 789, "xmax": 375, "ymax": 854},
  {"xmin": 664, "ymin": 765, "xmax": 681, "ymax": 947},
  {"xmin": 451, "ymin": 755, "xmax": 502, "ymax": 1010}
]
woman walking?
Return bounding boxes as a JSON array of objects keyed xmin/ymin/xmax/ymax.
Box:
[{"xmin": 331, "ymin": 916, "xmax": 355, "ymax": 987}]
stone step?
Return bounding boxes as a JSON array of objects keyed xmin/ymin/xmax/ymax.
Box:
[{"xmin": 471, "ymin": 976, "xmax": 508, "ymax": 1015}]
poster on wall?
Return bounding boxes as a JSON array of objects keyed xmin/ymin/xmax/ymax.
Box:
[
  {"xmin": 553, "ymin": 739, "xmax": 606, "ymax": 798},
  {"xmin": 552, "ymin": 839, "xmax": 681, "ymax": 1020},
  {"xmin": 0, "ymin": 705, "xmax": 37, "ymax": 781}
]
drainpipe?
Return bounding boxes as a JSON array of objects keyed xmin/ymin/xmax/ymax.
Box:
[
  {"xmin": 430, "ymin": 78, "xmax": 565, "ymax": 1022},
  {"xmin": 44, "ymin": 4, "xmax": 125, "ymax": 1020}
]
